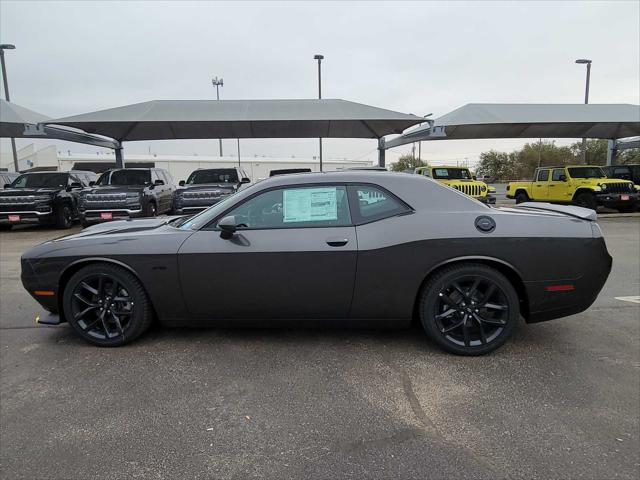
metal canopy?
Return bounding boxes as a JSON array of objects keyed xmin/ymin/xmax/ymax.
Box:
[
  {"xmin": 0, "ymin": 99, "xmax": 119, "ymax": 149},
  {"xmin": 43, "ymin": 99, "xmax": 424, "ymax": 141},
  {"xmin": 384, "ymin": 103, "xmax": 640, "ymax": 149}
]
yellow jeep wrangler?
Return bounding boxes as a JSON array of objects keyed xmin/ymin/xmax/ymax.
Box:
[
  {"xmin": 506, "ymin": 165, "xmax": 639, "ymax": 212},
  {"xmin": 415, "ymin": 166, "xmax": 496, "ymax": 204}
]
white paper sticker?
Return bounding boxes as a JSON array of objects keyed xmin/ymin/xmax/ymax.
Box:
[{"xmin": 283, "ymin": 187, "xmax": 338, "ymax": 223}]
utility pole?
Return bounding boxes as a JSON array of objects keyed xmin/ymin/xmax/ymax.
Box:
[
  {"xmin": 0, "ymin": 44, "xmax": 19, "ymax": 172},
  {"xmin": 212, "ymin": 76, "xmax": 224, "ymax": 156},
  {"xmin": 575, "ymin": 59, "xmax": 592, "ymax": 163},
  {"xmin": 314, "ymin": 54, "xmax": 324, "ymax": 171}
]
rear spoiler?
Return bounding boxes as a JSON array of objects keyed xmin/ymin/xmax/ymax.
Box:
[{"xmin": 514, "ymin": 202, "xmax": 597, "ymax": 221}]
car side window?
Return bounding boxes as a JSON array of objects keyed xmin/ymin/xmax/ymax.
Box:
[
  {"xmin": 537, "ymin": 170, "xmax": 549, "ymax": 182},
  {"xmin": 221, "ymin": 185, "xmax": 351, "ymax": 230},
  {"xmin": 551, "ymin": 169, "xmax": 565, "ymax": 181},
  {"xmin": 348, "ymin": 184, "xmax": 411, "ymax": 224}
]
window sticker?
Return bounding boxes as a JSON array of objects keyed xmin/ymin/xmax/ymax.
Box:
[{"xmin": 283, "ymin": 187, "xmax": 338, "ymax": 223}]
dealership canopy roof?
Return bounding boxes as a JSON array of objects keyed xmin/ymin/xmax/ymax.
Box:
[
  {"xmin": 384, "ymin": 103, "xmax": 640, "ymax": 149},
  {"xmin": 0, "ymin": 99, "xmax": 119, "ymax": 149},
  {"xmin": 44, "ymin": 99, "xmax": 424, "ymax": 142}
]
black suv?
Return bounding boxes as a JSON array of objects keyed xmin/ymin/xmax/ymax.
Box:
[
  {"xmin": 0, "ymin": 170, "xmax": 96, "ymax": 230},
  {"xmin": 78, "ymin": 168, "xmax": 176, "ymax": 227},
  {"xmin": 173, "ymin": 167, "xmax": 250, "ymax": 215},
  {"xmin": 603, "ymin": 164, "xmax": 640, "ymax": 185}
]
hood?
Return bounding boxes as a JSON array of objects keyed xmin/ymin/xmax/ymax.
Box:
[
  {"xmin": 177, "ymin": 183, "xmax": 236, "ymax": 193},
  {"xmin": 55, "ymin": 216, "xmax": 182, "ymax": 241},
  {"xmin": 0, "ymin": 187, "xmax": 60, "ymax": 196},
  {"xmin": 82, "ymin": 185, "xmax": 145, "ymax": 195}
]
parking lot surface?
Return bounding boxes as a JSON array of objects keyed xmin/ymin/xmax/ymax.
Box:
[{"xmin": 1, "ymin": 218, "xmax": 639, "ymax": 479}]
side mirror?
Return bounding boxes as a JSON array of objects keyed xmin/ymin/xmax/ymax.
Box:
[
  {"xmin": 179, "ymin": 180, "xmax": 185, "ymax": 186},
  {"xmin": 218, "ymin": 215, "xmax": 237, "ymax": 239},
  {"xmin": 240, "ymin": 177, "xmax": 251, "ymax": 184},
  {"xmin": 559, "ymin": 175, "xmax": 567, "ymax": 182},
  {"xmin": 472, "ymin": 175, "xmax": 477, "ymax": 180},
  {"xmin": 89, "ymin": 181, "xmax": 95, "ymax": 186},
  {"xmin": 154, "ymin": 179, "xmax": 165, "ymax": 186},
  {"xmin": 67, "ymin": 182, "xmax": 83, "ymax": 191},
  {"xmin": 3, "ymin": 184, "xmax": 10, "ymax": 189}
]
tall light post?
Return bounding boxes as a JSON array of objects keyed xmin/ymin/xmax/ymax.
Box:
[
  {"xmin": 575, "ymin": 58, "xmax": 592, "ymax": 163},
  {"xmin": 314, "ymin": 54, "xmax": 324, "ymax": 172},
  {"xmin": 212, "ymin": 76, "xmax": 224, "ymax": 156},
  {"xmin": 0, "ymin": 44, "xmax": 19, "ymax": 172}
]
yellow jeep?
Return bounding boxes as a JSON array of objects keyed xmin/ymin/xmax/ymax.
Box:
[
  {"xmin": 506, "ymin": 165, "xmax": 639, "ymax": 212},
  {"xmin": 415, "ymin": 166, "xmax": 496, "ymax": 204}
]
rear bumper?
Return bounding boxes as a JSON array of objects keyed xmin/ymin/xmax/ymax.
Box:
[{"xmin": 524, "ymin": 238, "xmax": 612, "ymax": 323}]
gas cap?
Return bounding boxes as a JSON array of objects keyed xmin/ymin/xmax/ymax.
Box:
[{"xmin": 475, "ymin": 215, "xmax": 496, "ymax": 233}]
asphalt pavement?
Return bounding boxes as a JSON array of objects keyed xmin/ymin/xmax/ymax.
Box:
[{"xmin": 0, "ymin": 218, "xmax": 639, "ymax": 479}]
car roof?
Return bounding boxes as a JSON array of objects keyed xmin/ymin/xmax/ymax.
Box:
[{"xmin": 431, "ymin": 165, "xmax": 470, "ymax": 169}]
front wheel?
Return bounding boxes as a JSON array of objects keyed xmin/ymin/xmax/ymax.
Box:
[
  {"xmin": 63, "ymin": 263, "xmax": 153, "ymax": 347},
  {"xmin": 617, "ymin": 204, "xmax": 638, "ymax": 213},
  {"xmin": 144, "ymin": 201, "xmax": 157, "ymax": 217},
  {"xmin": 574, "ymin": 192, "xmax": 597, "ymax": 210},
  {"xmin": 515, "ymin": 191, "xmax": 529, "ymax": 204},
  {"xmin": 419, "ymin": 264, "xmax": 520, "ymax": 355},
  {"xmin": 55, "ymin": 204, "xmax": 73, "ymax": 229}
]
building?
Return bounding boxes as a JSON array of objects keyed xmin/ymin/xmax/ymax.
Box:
[{"xmin": 0, "ymin": 144, "xmax": 374, "ymax": 180}]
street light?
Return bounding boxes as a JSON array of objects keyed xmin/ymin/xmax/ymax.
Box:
[
  {"xmin": 212, "ymin": 76, "xmax": 224, "ymax": 157},
  {"xmin": 0, "ymin": 44, "xmax": 19, "ymax": 172},
  {"xmin": 575, "ymin": 58, "xmax": 592, "ymax": 163},
  {"xmin": 314, "ymin": 54, "xmax": 324, "ymax": 171}
]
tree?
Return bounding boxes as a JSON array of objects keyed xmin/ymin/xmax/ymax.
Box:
[
  {"xmin": 618, "ymin": 148, "xmax": 640, "ymax": 165},
  {"xmin": 390, "ymin": 154, "xmax": 427, "ymax": 172},
  {"xmin": 569, "ymin": 139, "xmax": 609, "ymax": 165}
]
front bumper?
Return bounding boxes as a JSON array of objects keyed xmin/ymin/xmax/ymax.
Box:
[
  {"xmin": 0, "ymin": 209, "xmax": 54, "ymax": 225},
  {"xmin": 595, "ymin": 192, "xmax": 639, "ymax": 208},
  {"xmin": 80, "ymin": 208, "xmax": 144, "ymax": 225}
]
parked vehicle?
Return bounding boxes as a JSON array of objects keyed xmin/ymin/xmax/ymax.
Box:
[
  {"xmin": 23, "ymin": 172, "xmax": 611, "ymax": 355},
  {"xmin": 0, "ymin": 170, "xmax": 96, "ymax": 230},
  {"xmin": 78, "ymin": 168, "xmax": 176, "ymax": 227},
  {"xmin": 507, "ymin": 165, "xmax": 639, "ymax": 212},
  {"xmin": 415, "ymin": 166, "xmax": 496, "ymax": 204},
  {"xmin": 602, "ymin": 164, "xmax": 640, "ymax": 185},
  {"xmin": 269, "ymin": 168, "xmax": 311, "ymax": 176},
  {"xmin": 0, "ymin": 171, "xmax": 19, "ymax": 188},
  {"xmin": 173, "ymin": 167, "xmax": 250, "ymax": 215}
]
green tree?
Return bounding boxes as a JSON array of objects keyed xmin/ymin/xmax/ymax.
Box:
[
  {"xmin": 390, "ymin": 154, "xmax": 427, "ymax": 172},
  {"xmin": 618, "ymin": 148, "xmax": 640, "ymax": 165},
  {"xmin": 570, "ymin": 139, "xmax": 609, "ymax": 165}
]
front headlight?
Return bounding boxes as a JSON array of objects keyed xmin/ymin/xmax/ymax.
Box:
[
  {"xmin": 480, "ymin": 185, "xmax": 487, "ymax": 192},
  {"xmin": 600, "ymin": 183, "xmax": 607, "ymax": 191}
]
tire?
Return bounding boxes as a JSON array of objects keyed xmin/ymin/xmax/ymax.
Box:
[
  {"xmin": 0, "ymin": 224, "xmax": 12, "ymax": 231},
  {"xmin": 515, "ymin": 191, "xmax": 529, "ymax": 204},
  {"xmin": 80, "ymin": 218, "xmax": 91, "ymax": 228},
  {"xmin": 419, "ymin": 263, "xmax": 520, "ymax": 355},
  {"xmin": 55, "ymin": 204, "xmax": 73, "ymax": 229},
  {"xmin": 63, "ymin": 263, "xmax": 154, "ymax": 347},
  {"xmin": 573, "ymin": 192, "xmax": 597, "ymax": 210},
  {"xmin": 144, "ymin": 201, "xmax": 157, "ymax": 217}
]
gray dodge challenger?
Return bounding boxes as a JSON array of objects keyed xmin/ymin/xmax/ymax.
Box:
[{"xmin": 22, "ymin": 171, "xmax": 612, "ymax": 355}]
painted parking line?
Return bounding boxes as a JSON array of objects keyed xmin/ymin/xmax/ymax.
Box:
[{"xmin": 614, "ymin": 296, "xmax": 640, "ymax": 304}]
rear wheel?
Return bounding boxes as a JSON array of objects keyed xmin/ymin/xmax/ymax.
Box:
[
  {"xmin": 55, "ymin": 204, "xmax": 73, "ymax": 229},
  {"xmin": 515, "ymin": 191, "xmax": 529, "ymax": 204},
  {"xmin": 419, "ymin": 264, "xmax": 520, "ymax": 355},
  {"xmin": 63, "ymin": 263, "xmax": 153, "ymax": 347},
  {"xmin": 574, "ymin": 192, "xmax": 597, "ymax": 210}
]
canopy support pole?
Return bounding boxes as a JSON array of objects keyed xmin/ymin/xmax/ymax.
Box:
[
  {"xmin": 378, "ymin": 138, "xmax": 385, "ymax": 168},
  {"xmin": 115, "ymin": 144, "xmax": 124, "ymax": 168},
  {"xmin": 607, "ymin": 140, "xmax": 616, "ymax": 166}
]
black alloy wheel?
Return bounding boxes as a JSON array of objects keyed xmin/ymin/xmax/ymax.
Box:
[
  {"xmin": 574, "ymin": 192, "xmax": 597, "ymax": 210},
  {"xmin": 420, "ymin": 264, "xmax": 519, "ymax": 355},
  {"xmin": 56, "ymin": 204, "xmax": 73, "ymax": 229},
  {"xmin": 63, "ymin": 264, "xmax": 153, "ymax": 346}
]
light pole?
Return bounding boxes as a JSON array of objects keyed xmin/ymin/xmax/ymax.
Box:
[
  {"xmin": 212, "ymin": 76, "xmax": 224, "ymax": 157},
  {"xmin": 314, "ymin": 54, "xmax": 324, "ymax": 171},
  {"xmin": 575, "ymin": 59, "xmax": 592, "ymax": 163},
  {"xmin": 0, "ymin": 44, "xmax": 19, "ymax": 172}
]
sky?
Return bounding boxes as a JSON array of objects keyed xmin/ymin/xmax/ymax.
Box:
[{"xmin": 0, "ymin": 0, "xmax": 639, "ymax": 167}]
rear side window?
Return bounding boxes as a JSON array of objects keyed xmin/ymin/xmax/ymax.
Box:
[
  {"xmin": 537, "ymin": 170, "xmax": 549, "ymax": 181},
  {"xmin": 551, "ymin": 169, "xmax": 565, "ymax": 181},
  {"xmin": 348, "ymin": 185, "xmax": 411, "ymax": 224}
]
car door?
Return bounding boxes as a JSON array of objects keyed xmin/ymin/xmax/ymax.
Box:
[
  {"xmin": 177, "ymin": 184, "xmax": 357, "ymax": 319},
  {"xmin": 547, "ymin": 168, "xmax": 568, "ymax": 201},
  {"xmin": 532, "ymin": 169, "xmax": 550, "ymax": 200}
]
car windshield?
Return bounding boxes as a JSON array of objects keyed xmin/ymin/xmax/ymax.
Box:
[
  {"xmin": 186, "ymin": 169, "xmax": 238, "ymax": 184},
  {"xmin": 11, "ymin": 173, "xmax": 68, "ymax": 188},
  {"xmin": 568, "ymin": 167, "xmax": 605, "ymax": 179},
  {"xmin": 97, "ymin": 170, "xmax": 151, "ymax": 186},
  {"xmin": 432, "ymin": 168, "xmax": 472, "ymax": 180}
]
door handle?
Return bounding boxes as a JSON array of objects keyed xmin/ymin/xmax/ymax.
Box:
[{"xmin": 326, "ymin": 238, "xmax": 349, "ymax": 247}]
